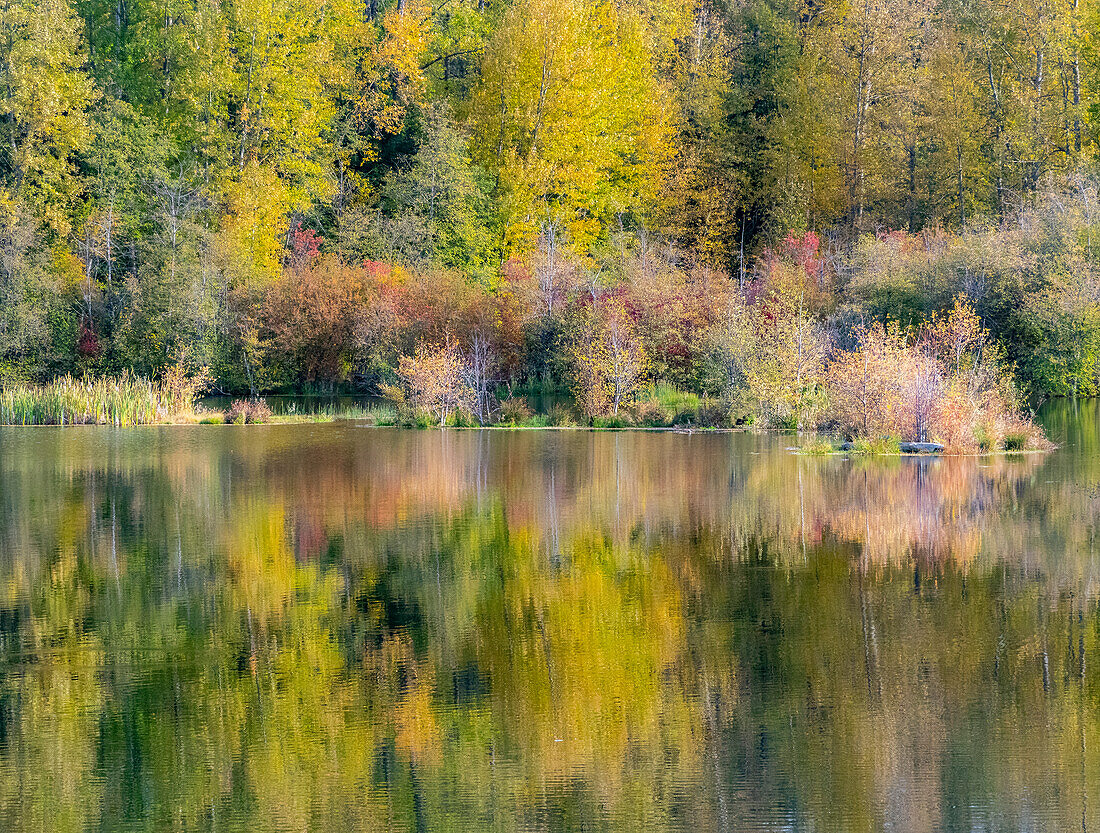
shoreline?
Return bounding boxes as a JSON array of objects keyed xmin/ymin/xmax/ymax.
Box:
[{"xmin": 0, "ymin": 419, "xmax": 1055, "ymax": 455}]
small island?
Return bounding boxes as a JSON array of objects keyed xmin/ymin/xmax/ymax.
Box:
[{"xmin": 1, "ymin": 292, "xmax": 1050, "ymax": 456}]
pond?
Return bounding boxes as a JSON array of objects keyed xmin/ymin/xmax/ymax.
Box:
[{"xmin": 0, "ymin": 400, "xmax": 1098, "ymax": 832}]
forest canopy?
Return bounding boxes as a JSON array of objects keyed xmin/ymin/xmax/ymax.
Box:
[{"xmin": 0, "ymin": 0, "xmax": 1098, "ymax": 424}]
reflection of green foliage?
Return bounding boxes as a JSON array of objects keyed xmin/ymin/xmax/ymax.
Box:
[{"xmin": 0, "ymin": 416, "xmax": 1099, "ymax": 830}]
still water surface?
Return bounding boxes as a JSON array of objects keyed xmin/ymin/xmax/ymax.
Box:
[{"xmin": 1, "ymin": 401, "xmax": 1099, "ymax": 832}]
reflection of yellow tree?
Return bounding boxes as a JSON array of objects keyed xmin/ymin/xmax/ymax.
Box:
[
  {"xmin": 475, "ymin": 528, "xmax": 701, "ymax": 820},
  {"xmin": 6, "ymin": 419, "xmax": 1083, "ymax": 579},
  {"xmin": 215, "ymin": 495, "xmax": 392, "ymax": 831},
  {"xmin": 2, "ymin": 420, "xmax": 1100, "ymax": 830},
  {"xmin": 0, "ymin": 499, "xmax": 104, "ymax": 833}
]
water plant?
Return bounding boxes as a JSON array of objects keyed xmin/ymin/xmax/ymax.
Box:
[
  {"xmin": 362, "ymin": 405, "xmax": 398, "ymax": 426},
  {"xmin": 799, "ymin": 437, "xmax": 838, "ymax": 455},
  {"xmin": 447, "ymin": 408, "xmax": 478, "ymax": 428},
  {"xmin": 547, "ymin": 403, "xmax": 577, "ymax": 427},
  {"xmin": 0, "ymin": 374, "xmax": 183, "ymax": 426},
  {"xmin": 275, "ymin": 402, "xmax": 399, "ymax": 424},
  {"xmin": 592, "ymin": 414, "xmax": 629, "ymax": 429},
  {"xmin": 849, "ymin": 436, "xmax": 903, "ymax": 455}
]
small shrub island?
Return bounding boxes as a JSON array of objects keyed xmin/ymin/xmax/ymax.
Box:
[{"xmin": 0, "ymin": 295, "xmax": 1050, "ymax": 455}]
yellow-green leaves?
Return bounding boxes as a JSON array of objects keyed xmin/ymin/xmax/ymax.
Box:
[
  {"xmin": 0, "ymin": 0, "xmax": 96, "ymax": 234},
  {"xmin": 570, "ymin": 296, "xmax": 648, "ymax": 417},
  {"xmin": 469, "ymin": 0, "xmax": 675, "ymax": 258}
]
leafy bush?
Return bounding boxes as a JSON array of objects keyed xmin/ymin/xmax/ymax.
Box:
[
  {"xmin": 243, "ymin": 400, "xmax": 268, "ymax": 424},
  {"xmin": 225, "ymin": 399, "xmax": 272, "ymax": 424},
  {"xmin": 570, "ymin": 297, "xmax": 648, "ymax": 418},
  {"xmin": 160, "ymin": 362, "xmax": 212, "ymax": 417},
  {"xmin": 379, "ymin": 382, "xmax": 422, "ymax": 427},
  {"xmin": 695, "ymin": 400, "xmax": 730, "ymax": 428},
  {"xmin": 1002, "ymin": 430, "xmax": 1028, "ymax": 451},
  {"xmin": 631, "ymin": 383, "xmax": 703, "ymax": 426},
  {"xmin": 548, "ymin": 403, "xmax": 576, "ymax": 427},
  {"xmin": 412, "ymin": 409, "xmax": 438, "ymax": 428},
  {"xmin": 498, "ymin": 397, "xmax": 533, "ymax": 425},
  {"xmin": 973, "ymin": 423, "xmax": 993, "ymax": 452},
  {"xmin": 633, "ymin": 399, "xmax": 668, "ymax": 427},
  {"xmin": 670, "ymin": 409, "xmax": 695, "ymax": 426},
  {"xmin": 398, "ymin": 338, "xmax": 473, "ymax": 425}
]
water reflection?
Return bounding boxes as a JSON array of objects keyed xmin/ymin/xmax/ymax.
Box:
[{"xmin": 0, "ymin": 402, "xmax": 1097, "ymax": 831}]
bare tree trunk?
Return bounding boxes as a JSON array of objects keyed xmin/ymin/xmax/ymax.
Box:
[
  {"xmin": 852, "ymin": 40, "xmax": 868, "ymax": 228},
  {"xmin": 987, "ymin": 56, "xmax": 1005, "ymax": 217},
  {"xmin": 957, "ymin": 142, "xmax": 966, "ymax": 227},
  {"xmin": 1073, "ymin": 0, "xmax": 1082, "ymax": 152}
]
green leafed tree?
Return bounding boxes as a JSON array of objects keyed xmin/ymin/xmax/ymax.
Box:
[{"xmin": 0, "ymin": 0, "xmax": 96, "ymax": 233}]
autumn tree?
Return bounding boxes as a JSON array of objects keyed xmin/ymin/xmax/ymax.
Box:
[
  {"xmin": 570, "ymin": 297, "xmax": 647, "ymax": 418},
  {"xmin": 462, "ymin": 332, "xmax": 499, "ymax": 425},
  {"xmin": 399, "ymin": 336, "xmax": 473, "ymax": 424},
  {"xmin": 826, "ymin": 322, "xmax": 915, "ymax": 440},
  {"xmin": 930, "ymin": 295, "xmax": 983, "ymax": 377},
  {"xmin": 709, "ymin": 250, "xmax": 827, "ymax": 429},
  {"xmin": 655, "ymin": 0, "xmax": 741, "ymax": 267},
  {"xmin": 0, "ymin": 0, "xmax": 95, "ymax": 232},
  {"xmin": 468, "ymin": 0, "xmax": 675, "ymax": 256}
]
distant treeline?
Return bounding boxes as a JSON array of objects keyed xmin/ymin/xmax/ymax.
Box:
[{"xmin": 0, "ymin": 0, "xmax": 1098, "ymax": 410}]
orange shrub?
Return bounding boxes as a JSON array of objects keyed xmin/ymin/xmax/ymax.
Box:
[
  {"xmin": 398, "ymin": 337, "xmax": 473, "ymax": 424},
  {"xmin": 265, "ymin": 255, "xmax": 371, "ymax": 388},
  {"xmin": 826, "ymin": 321, "xmax": 1042, "ymax": 452}
]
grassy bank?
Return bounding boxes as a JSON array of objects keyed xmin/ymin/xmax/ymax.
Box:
[{"xmin": 0, "ymin": 377, "xmax": 1052, "ymax": 457}]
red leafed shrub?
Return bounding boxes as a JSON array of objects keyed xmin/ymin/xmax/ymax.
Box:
[
  {"xmin": 290, "ymin": 222, "xmax": 322, "ymax": 269},
  {"xmin": 77, "ymin": 320, "xmax": 102, "ymax": 357},
  {"xmin": 265, "ymin": 255, "xmax": 371, "ymax": 387},
  {"xmin": 362, "ymin": 259, "xmax": 392, "ymax": 281},
  {"xmin": 781, "ymin": 230, "xmax": 822, "ymax": 280}
]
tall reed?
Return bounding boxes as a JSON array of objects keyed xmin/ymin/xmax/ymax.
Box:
[{"xmin": 0, "ymin": 374, "xmax": 179, "ymax": 426}]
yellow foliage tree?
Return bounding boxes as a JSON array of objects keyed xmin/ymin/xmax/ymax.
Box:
[
  {"xmin": 468, "ymin": 0, "xmax": 675, "ymax": 256},
  {"xmin": 930, "ymin": 294, "xmax": 983, "ymax": 377},
  {"xmin": 398, "ymin": 337, "xmax": 473, "ymax": 424},
  {"xmin": 710, "ymin": 266, "xmax": 827, "ymax": 429},
  {"xmin": 0, "ymin": 0, "xmax": 96, "ymax": 234},
  {"xmin": 570, "ymin": 297, "xmax": 647, "ymax": 417}
]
